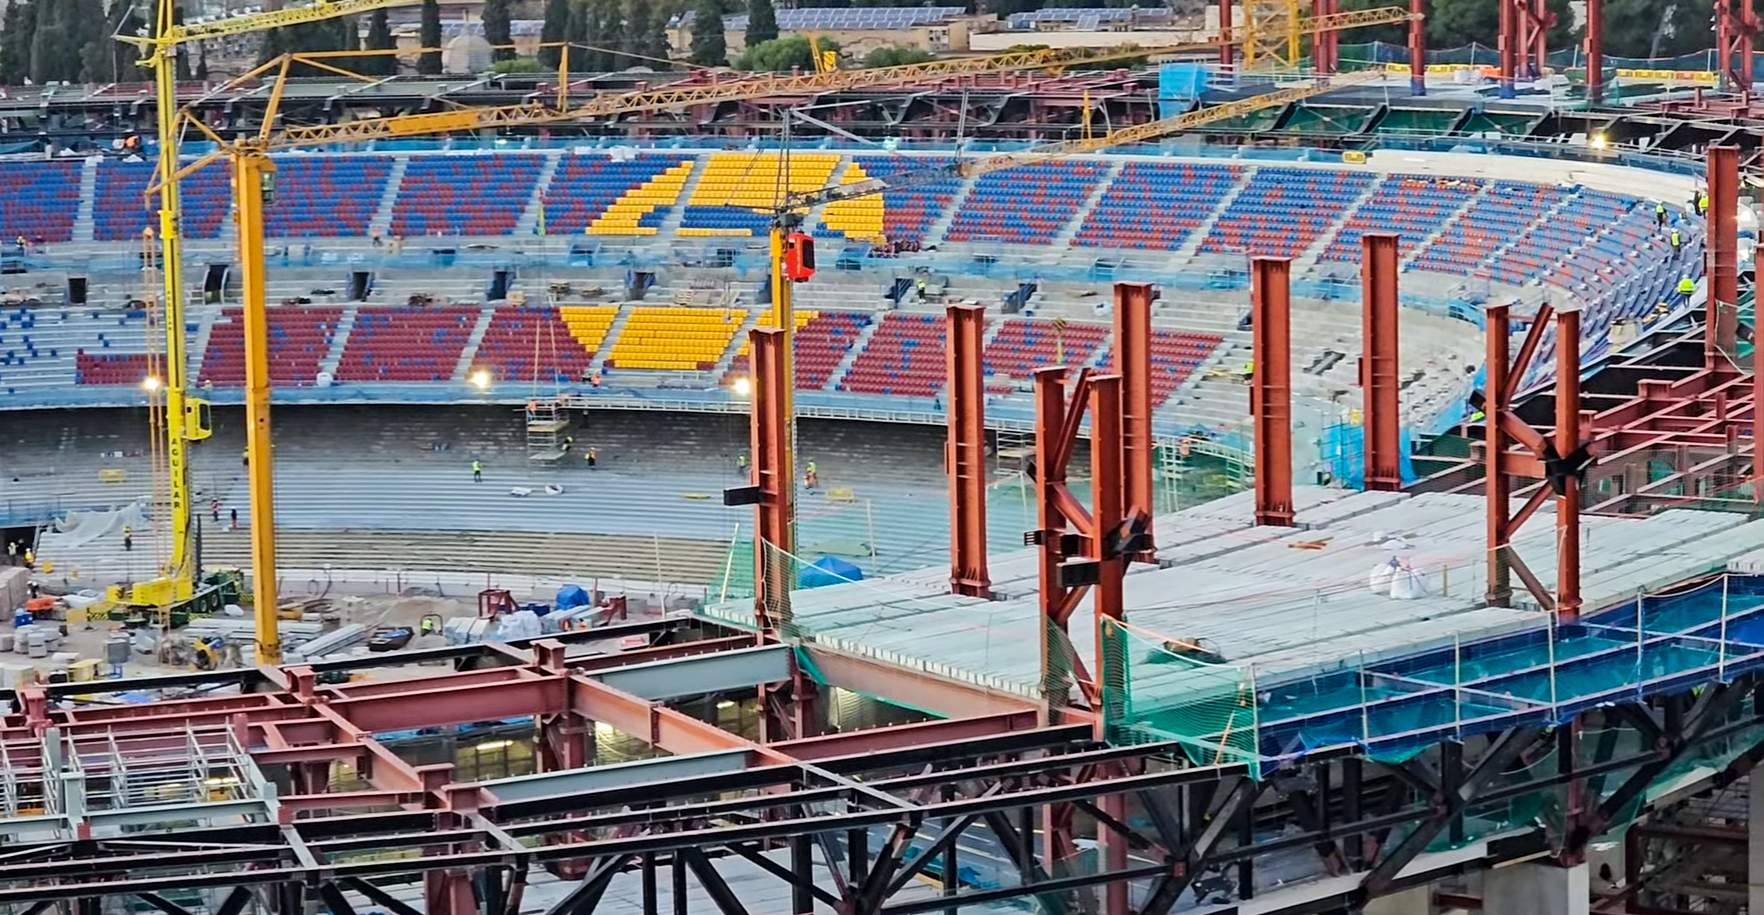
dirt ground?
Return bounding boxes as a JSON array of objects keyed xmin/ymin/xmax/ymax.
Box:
[{"xmin": 15, "ymin": 590, "xmax": 483, "ymax": 682}]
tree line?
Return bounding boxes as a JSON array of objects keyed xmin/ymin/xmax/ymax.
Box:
[{"xmin": 0, "ymin": 0, "xmax": 1730, "ymax": 88}]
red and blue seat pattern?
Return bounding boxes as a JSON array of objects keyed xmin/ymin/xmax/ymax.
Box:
[
  {"xmin": 1075, "ymin": 162, "xmax": 1241, "ymax": 251},
  {"xmin": 1318, "ymin": 175, "xmax": 1483, "ymax": 262},
  {"xmin": 829, "ymin": 156, "xmax": 963, "ymax": 245},
  {"xmin": 263, "ymin": 157, "xmax": 392, "ymax": 238},
  {"xmin": 1489, "ymin": 190, "xmax": 1633, "ymax": 285},
  {"xmin": 542, "ymin": 154, "xmax": 689, "ymax": 235},
  {"xmin": 1407, "ymin": 182, "xmax": 1565, "ymax": 274},
  {"xmin": 95, "ymin": 159, "xmax": 231, "ymax": 241},
  {"xmin": 839, "ymin": 312, "xmax": 947, "ymax": 397},
  {"xmin": 75, "ymin": 352, "xmax": 151, "ymax": 385},
  {"xmin": 727, "ymin": 311, "xmax": 873, "ymax": 389},
  {"xmin": 198, "ymin": 306, "xmax": 340, "ymax": 387},
  {"xmin": 0, "ymin": 160, "xmax": 81, "ymax": 244},
  {"xmin": 334, "ymin": 306, "xmax": 479, "ymax": 383},
  {"xmin": 471, "ymin": 306, "xmax": 596, "ymax": 384},
  {"xmin": 983, "ymin": 319, "xmax": 1107, "ymax": 379},
  {"xmin": 390, "ymin": 155, "xmax": 544, "ymax": 237},
  {"xmin": 944, "ymin": 162, "xmax": 1107, "ymax": 245},
  {"xmin": 1199, "ymin": 167, "xmax": 1377, "ymax": 258}
]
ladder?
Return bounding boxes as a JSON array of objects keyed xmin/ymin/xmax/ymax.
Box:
[{"xmin": 525, "ymin": 399, "xmax": 572, "ymax": 466}]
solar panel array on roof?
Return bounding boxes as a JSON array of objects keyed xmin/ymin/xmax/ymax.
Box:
[
  {"xmin": 721, "ymin": 6, "xmax": 966, "ymax": 30},
  {"xmin": 1006, "ymin": 8, "xmax": 1140, "ymax": 26}
]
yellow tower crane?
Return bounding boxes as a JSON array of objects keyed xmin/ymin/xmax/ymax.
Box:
[{"xmin": 142, "ymin": 6, "xmax": 1413, "ymax": 666}]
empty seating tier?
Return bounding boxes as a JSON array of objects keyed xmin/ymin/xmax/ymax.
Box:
[
  {"xmin": 983, "ymin": 319, "xmax": 1107, "ymax": 380},
  {"xmin": 839, "ymin": 312, "xmax": 946, "ymax": 397},
  {"xmin": 681, "ymin": 153, "xmax": 842, "ymax": 237},
  {"xmin": 198, "ymin": 306, "xmax": 341, "ymax": 387},
  {"xmin": 334, "ymin": 306, "xmax": 479, "ymax": 383},
  {"xmin": 944, "ymin": 161, "xmax": 1106, "ymax": 245},
  {"xmin": 1407, "ymin": 182, "xmax": 1566, "ymax": 274},
  {"xmin": 390, "ymin": 154, "xmax": 544, "ymax": 237},
  {"xmin": 1319, "ymin": 175, "xmax": 1482, "ymax": 262},
  {"xmin": 1489, "ymin": 190, "xmax": 1632, "ymax": 286},
  {"xmin": 76, "ymin": 352, "xmax": 152, "ymax": 385},
  {"xmin": 1076, "ymin": 162, "xmax": 1241, "ymax": 252},
  {"xmin": 608, "ymin": 307, "xmax": 745, "ymax": 371},
  {"xmin": 0, "ymin": 160, "xmax": 82, "ymax": 244},
  {"xmin": 264, "ymin": 157, "xmax": 393, "ymax": 238},
  {"xmin": 95, "ymin": 159, "xmax": 231, "ymax": 241},
  {"xmin": 1199, "ymin": 167, "xmax": 1377, "ymax": 258},
  {"xmin": 819, "ymin": 156, "xmax": 963, "ymax": 246},
  {"xmin": 1149, "ymin": 329, "xmax": 1225, "ymax": 404},
  {"xmin": 472, "ymin": 306, "xmax": 597, "ymax": 384},
  {"xmin": 725, "ymin": 309, "xmax": 877, "ymax": 389},
  {"xmin": 545, "ymin": 155, "xmax": 692, "ymax": 236}
]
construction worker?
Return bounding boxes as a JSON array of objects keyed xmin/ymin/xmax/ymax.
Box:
[
  {"xmin": 1699, "ymin": 190, "xmax": 1710, "ymax": 215},
  {"xmin": 1655, "ymin": 202, "xmax": 1667, "ymax": 227},
  {"xmin": 5, "ymin": 540, "xmax": 13, "ymax": 564},
  {"xmin": 241, "ymin": 448, "xmax": 249, "ymax": 468},
  {"xmin": 1670, "ymin": 227, "xmax": 1682, "ymax": 250},
  {"xmin": 586, "ymin": 446, "xmax": 598, "ymax": 469},
  {"xmin": 804, "ymin": 460, "xmax": 819, "ymax": 490},
  {"xmin": 229, "ymin": 507, "xmax": 238, "ymax": 531},
  {"xmin": 12, "ymin": 235, "xmax": 23, "ymax": 255},
  {"xmin": 736, "ymin": 451, "xmax": 749, "ymax": 476},
  {"xmin": 1677, "ymin": 275, "xmax": 1697, "ymax": 301},
  {"xmin": 561, "ymin": 434, "xmax": 573, "ymax": 455},
  {"xmin": 472, "ymin": 459, "xmax": 483, "ymax": 482},
  {"xmin": 23, "ymin": 547, "xmax": 34, "ymax": 570},
  {"xmin": 122, "ymin": 526, "xmax": 132, "ymax": 553}
]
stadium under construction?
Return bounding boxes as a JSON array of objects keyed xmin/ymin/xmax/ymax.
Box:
[{"xmin": 6, "ymin": 0, "xmax": 1764, "ymax": 913}]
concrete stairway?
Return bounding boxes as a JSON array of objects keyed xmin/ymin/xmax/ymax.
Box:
[
  {"xmin": 708, "ymin": 308, "xmax": 762, "ymax": 379},
  {"xmin": 515, "ymin": 152, "xmax": 562, "ymax": 237},
  {"xmin": 1294, "ymin": 178, "xmax": 1383, "ymax": 269},
  {"xmin": 589, "ymin": 304, "xmax": 636, "ymax": 376},
  {"xmin": 73, "ymin": 159, "xmax": 99, "ymax": 243},
  {"xmin": 821, "ymin": 314, "xmax": 882, "ymax": 390},
  {"xmin": 452, "ymin": 305, "xmax": 498, "ymax": 381},
  {"xmin": 922, "ymin": 172, "xmax": 981, "ymax": 247},
  {"xmin": 317, "ymin": 305, "xmax": 359, "ymax": 379},
  {"xmin": 1170, "ymin": 168, "xmax": 1255, "ymax": 262},
  {"xmin": 657, "ymin": 156, "xmax": 712, "ymax": 238},
  {"xmin": 367, "ymin": 156, "xmax": 410, "ymax": 238},
  {"xmin": 1049, "ymin": 160, "xmax": 1125, "ymax": 249},
  {"xmin": 1401, "ymin": 183, "xmax": 1491, "ymax": 269}
]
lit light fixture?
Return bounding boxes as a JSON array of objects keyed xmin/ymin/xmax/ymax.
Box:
[
  {"xmin": 1589, "ymin": 133, "xmax": 1609, "ymax": 150},
  {"xmin": 469, "ymin": 368, "xmax": 492, "ymax": 391},
  {"xmin": 141, "ymin": 375, "xmax": 162, "ymax": 392},
  {"xmin": 473, "ymin": 739, "xmax": 513, "ymax": 752},
  {"xmin": 729, "ymin": 375, "xmax": 753, "ymax": 397},
  {"xmin": 715, "ymin": 699, "xmax": 736, "ymax": 710}
]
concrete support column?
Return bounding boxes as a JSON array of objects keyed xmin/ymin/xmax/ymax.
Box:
[
  {"xmin": 1484, "ymin": 861, "xmax": 1589, "ymax": 915},
  {"xmin": 1363, "ymin": 884, "xmax": 1431, "ymax": 915}
]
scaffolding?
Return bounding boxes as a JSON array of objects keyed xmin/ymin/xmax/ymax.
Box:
[{"xmin": 525, "ymin": 398, "xmax": 572, "ymax": 465}]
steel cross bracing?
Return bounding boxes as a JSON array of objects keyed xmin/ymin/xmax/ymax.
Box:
[{"xmin": 3, "ymin": 629, "xmax": 1764, "ymax": 915}]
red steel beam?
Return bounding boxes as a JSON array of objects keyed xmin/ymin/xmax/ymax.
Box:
[
  {"xmin": 1361, "ymin": 233, "xmax": 1403, "ymax": 491},
  {"xmin": 1086, "ymin": 372, "xmax": 1130, "ymax": 915},
  {"xmin": 1718, "ymin": 0, "xmax": 1758, "ymax": 94},
  {"xmin": 1585, "ymin": 0, "xmax": 1604, "ymax": 104},
  {"xmin": 1252, "ymin": 258, "xmax": 1295, "ymax": 526},
  {"xmin": 1710, "ymin": 145, "xmax": 1740, "ymax": 368},
  {"xmin": 1555, "ymin": 307, "xmax": 1585, "ymax": 621},
  {"xmin": 947, "ymin": 303, "xmax": 991, "ymax": 597},
  {"xmin": 772, "ymin": 712, "xmax": 1043, "ymax": 761},
  {"xmin": 749, "ymin": 326, "xmax": 795, "ymax": 634},
  {"xmin": 1485, "ymin": 302, "xmax": 1514, "ymax": 606},
  {"xmin": 1112, "ymin": 282, "xmax": 1155, "ymax": 554},
  {"xmin": 1035, "ymin": 366, "xmax": 1078, "ymax": 719},
  {"xmin": 801, "ymin": 645, "xmax": 1039, "ymax": 719},
  {"xmin": 1409, "ymin": 0, "xmax": 1426, "ymax": 95},
  {"xmin": 1219, "ymin": 0, "xmax": 1234, "ymax": 68}
]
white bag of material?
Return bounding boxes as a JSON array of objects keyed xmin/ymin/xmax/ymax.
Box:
[
  {"xmin": 1390, "ymin": 567, "xmax": 1429, "ymax": 600},
  {"xmin": 223, "ymin": 604, "xmax": 245, "ymax": 617},
  {"xmin": 1368, "ymin": 560, "xmax": 1397, "ymax": 594},
  {"xmin": 61, "ymin": 590, "xmax": 102, "ymax": 610},
  {"xmin": 509, "ymin": 487, "xmax": 532, "ymax": 497}
]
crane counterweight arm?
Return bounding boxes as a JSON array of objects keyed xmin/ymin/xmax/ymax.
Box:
[{"xmin": 123, "ymin": 0, "xmax": 419, "ymax": 47}]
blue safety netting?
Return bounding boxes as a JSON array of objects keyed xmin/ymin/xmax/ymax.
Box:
[{"xmin": 1322, "ymin": 422, "xmax": 1420, "ymax": 489}]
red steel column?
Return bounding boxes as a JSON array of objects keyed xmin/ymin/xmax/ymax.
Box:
[
  {"xmin": 1585, "ymin": 0, "xmax": 1604, "ymax": 104},
  {"xmin": 946, "ymin": 304, "xmax": 990, "ymax": 598},
  {"xmin": 1219, "ymin": 0, "xmax": 1235, "ymax": 68},
  {"xmin": 1361, "ymin": 233, "xmax": 1403, "ymax": 491},
  {"xmin": 1485, "ymin": 303, "xmax": 1513, "ymax": 607},
  {"xmin": 1112, "ymin": 282, "xmax": 1155, "ymax": 553},
  {"xmin": 1034, "ymin": 366, "xmax": 1073, "ymax": 721},
  {"xmin": 1252, "ymin": 258, "xmax": 1295, "ymax": 526},
  {"xmin": 1555, "ymin": 308, "xmax": 1583, "ymax": 621},
  {"xmin": 1311, "ymin": 0, "xmax": 1336, "ymax": 73},
  {"xmin": 1529, "ymin": 0, "xmax": 1548, "ymax": 77},
  {"xmin": 1498, "ymin": 0, "xmax": 1516, "ymax": 98},
  {"xmin": 1710, "ymin": 145, "xmax": 1740, "ymax": 369},
  {"xmin": 749, "ymin": 327, "xmax": 794, "ymax": 635},
  {"xmin": 1409, "ymin": 0, "xmax": 1426, "ymax": 95},
  {"xmin": 1087, "ymin": 372, "xmax": 1129, "ymax": 915}
]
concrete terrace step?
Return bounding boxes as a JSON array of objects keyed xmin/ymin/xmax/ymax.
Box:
[
  {"xmin": 516, "ymin": 152, "xmax": 562, "ymax": 237},
  {"xmin": 368, "ymin": 156, "xmax": 410, "ymax": 238},
  {"xmin": 922, "ymin": 171, "xmax": 980, "ymax": 248},
  {"xmin": 317, "ymin": 305, "xmax": 359, "ymax": 378},
  {"xmin": 454, "ymin": 305, "xmax": 498, "ymax": 381},
  {"xmin": 1295, "ymin": 178, "xmax": 1383, "ymax": 268},
  {"xmin": 73, "ymin": 158, "xmax": 98, "ymax": 244},
  {"xmin": 658, "ymin": 155, "xmax": 712, "ymax": 238},
  {"xmin": 1170, "ymin": 167, "xmax": 1254, "ymax": 263},
  {"xmin": 1050, "ymin": 159, "xmax": 1125, "ymax": 249}
]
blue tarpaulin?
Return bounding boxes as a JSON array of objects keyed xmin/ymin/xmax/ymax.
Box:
[
  {"xmin": 556, "ymin": 584, "xmax": 590, "ymax": 610},
  {"xmin": 800, "ymin": 555, "xmax": 864, "ymax": 589}
]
